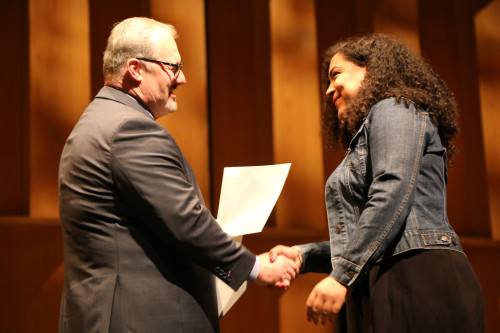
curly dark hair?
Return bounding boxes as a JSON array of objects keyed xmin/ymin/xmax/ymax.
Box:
[{"xmin": 321, "ymin": 33, "xmax": 459, "ymax": 160}]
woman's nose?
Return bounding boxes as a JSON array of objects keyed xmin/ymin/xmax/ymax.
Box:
[{"xmin": 326, "ymin": 83, "xmax": 335, "ymax": 96}]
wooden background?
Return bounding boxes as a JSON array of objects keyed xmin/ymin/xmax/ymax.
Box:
[{"xmin": 1, "ymin": 0, "xmax": 499, "ymax": 332}]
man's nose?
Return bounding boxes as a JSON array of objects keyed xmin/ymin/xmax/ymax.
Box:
[{"xmin": 176, "ymin": 70, "xmax": 186, "ymax": 85}]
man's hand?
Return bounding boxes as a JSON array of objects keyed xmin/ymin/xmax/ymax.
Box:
[
  {"xmin": 255, "ymin": 252, "xmax": 299, "ymax": 287},
  {"xmin": 267, "ymin": 245, "xmax": 303, "ymax": 289},
  {"xmin": 306, "ymin": 276, "xmax": 347, "ymax": 325},
  {"xmin": 268, "ymin": 245, "xmax": 302, "ymax": 266}
]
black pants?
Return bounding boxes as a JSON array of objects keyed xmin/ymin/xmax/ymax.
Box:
[{"xmin": 335, "ymin": 249, "xmax": 485, "ymax": 333}]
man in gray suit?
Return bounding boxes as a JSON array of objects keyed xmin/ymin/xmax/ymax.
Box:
[{"xmin": 58, "ymin": 17, "xmax": 298, "ymax": 333}]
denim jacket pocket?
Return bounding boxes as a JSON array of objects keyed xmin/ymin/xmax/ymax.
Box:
[
  {"xmin": 348, "ymin": 140, "xmax": 367, "ymax": 170},
  {"xmin": 347, "ymin": 123, "xmax": 368, "ymax": 169},
  {"xmin": 344, "ymin": 128, "xmax": 369, "ymax": 206}
]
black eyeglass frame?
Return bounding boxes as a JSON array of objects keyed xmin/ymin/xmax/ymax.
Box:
[{"xmin": 136, "ymin": 57, "xmax": 183, "ymax": 77}]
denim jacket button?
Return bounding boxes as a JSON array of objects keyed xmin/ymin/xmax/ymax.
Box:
[
  {"xmin": 440, "ymin": 235, "xmax": 450, "ymax": 243},
  {"xmin": 346, "ymin": 271, "xmax": 354, "ymax": 278},
  {"xmin": 335, "ymin": 225, "xmax": 342, "ymax": 234}
]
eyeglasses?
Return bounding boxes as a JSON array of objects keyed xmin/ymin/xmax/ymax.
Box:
[{"xmin": 137, "ymin": 57, "xmax": 184, "ymax": 77}]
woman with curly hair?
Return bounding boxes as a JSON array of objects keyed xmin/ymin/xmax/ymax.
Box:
[{"xmin": 270, "ymin": 34, "xmax": 485, "ymax": 332}]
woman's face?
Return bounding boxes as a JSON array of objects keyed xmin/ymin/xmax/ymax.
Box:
[{"xmin": 326, "ymin": 52, "xmax": 366, "ymax": 120}]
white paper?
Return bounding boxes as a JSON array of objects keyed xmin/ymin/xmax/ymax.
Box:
[
  {"xmin": 216, "ymin": 163, "xmax": 291, "ymax": 236},
  {"xmin": 215, "ymin": 163, "xmax": 291, "ymax": 317}
]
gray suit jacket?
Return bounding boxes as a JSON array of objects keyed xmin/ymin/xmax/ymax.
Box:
[{"xmin": 58, "ymin": 86, "xmax": 255, "ymax": 333}]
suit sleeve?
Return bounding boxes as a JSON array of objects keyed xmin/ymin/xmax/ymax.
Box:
[{"xmin": 109, "ymin": 116, "xmax": 255, "ymax": 290}]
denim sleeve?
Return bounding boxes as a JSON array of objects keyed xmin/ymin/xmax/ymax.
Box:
[
  {"xmin": 331, "ymin": 99, "xmax": 426, "ymax": 287},
  {"xmin": 299, "ymin": 241, "xmax": 332, "ymax": 274}
]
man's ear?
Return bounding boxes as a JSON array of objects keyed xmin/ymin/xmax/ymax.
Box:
[{"xmin": 126, "ymin": 58, "xmax": 144, "ymax": 82}]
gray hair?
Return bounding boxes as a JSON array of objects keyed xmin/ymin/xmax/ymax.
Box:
[{"xmin": 103, "ymin": 17, "xmax": 178, "ymax": 83}]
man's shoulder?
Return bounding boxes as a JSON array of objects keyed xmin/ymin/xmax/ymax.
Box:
[
  {"xmin": 69, "ymin": 95, "xmax": 161, "ymax": 148},
  {"xmin": 81, "ymin": 93, "xmax": 154, "ymax": 128},
  {"xmin": 92, "ymin": 86, "xmax": 155, "ymax": 119}
]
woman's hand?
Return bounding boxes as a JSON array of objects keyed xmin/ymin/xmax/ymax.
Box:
[{"xmin": 306, "ymin": 276, "xmax": 347, "ymax": 325}]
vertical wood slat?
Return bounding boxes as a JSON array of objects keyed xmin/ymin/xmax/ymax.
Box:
[
  {"xmin": 418, "ymin": 0, "xmax": 491, "ymax": 237},
  {"xmin": 0, "ymin": 218, "xmax": 63, "ymax": 333},
  {"xmin": 373, "ymin": 0, "xmax": 420, "ymax": 54},
  {"xmin": 270, "ymin": 0, "xmax": 325, "ymax": 231},
  {"xmin": 206, "ymin": 0, "xmax": 274, "ymax": 215},
  {"xmin": 475, "ymin": 0, "xmax": 500, "ymax": 239},
  {"xmin": 29, "ymin": 0, "xmax": 91, "ymax": 217},
  {"xmin": 0, "ymin": 0, "xmax": 30, "ymax": 215}
]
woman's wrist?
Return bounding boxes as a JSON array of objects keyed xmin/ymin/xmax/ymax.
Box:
[{"xmin": 292, "ymin": 245, "xmax": 305, "ymax": 270}]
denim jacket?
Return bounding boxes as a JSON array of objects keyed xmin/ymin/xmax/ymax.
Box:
[{"xmin": 300, "ymin": 98, "xmax": 464, "ymax": 287}]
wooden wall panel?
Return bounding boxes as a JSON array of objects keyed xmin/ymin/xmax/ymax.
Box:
[
  {"xmin": 0, "ymin": 217, "xmax": 63, "ymax": 333},
  {"xmin": 0, "ymin": 0, "xmax": 29, "ymax": 215},
  {"xmin": 29, "ymin": 0, "xmax": 91, "ymax": 218},
  {"xmin": 418, "ymin": 0, "xmax": 491, "ymax": 237},
  {"xmin": 373, "ymin": 0, "xmax": 420, "ymax": 53},
  {"xmin": 270, "ymin": 0, "xmax": 325, "ymax": 231},
  {"xmin": 476, "ymin": 0, "xmax": 500, "ymax": 239},
  {"xmin": 206, "ymin": 0, "xmax": 274, "ymax": 214},
  {"xmin": 462, "ymin": 238, "xmax": 500, "ymax": 332}
]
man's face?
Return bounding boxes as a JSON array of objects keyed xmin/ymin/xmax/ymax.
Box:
[{"xmin": 139, "ymin": 35, "xmax": 186, "ymax": 119}]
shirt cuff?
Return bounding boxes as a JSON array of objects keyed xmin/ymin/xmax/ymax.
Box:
[{"xmin": 247, "ymin": 256, "xmax": 261, "ymax": 281}]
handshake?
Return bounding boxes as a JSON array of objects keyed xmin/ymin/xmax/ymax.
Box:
[
  {"xmin": 254, "ymin": 245, "xmax": 302, "ymax": 289},
  {"xmin": 253, "ymin": 245, "xmax": 348, "ymax": 325}
]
